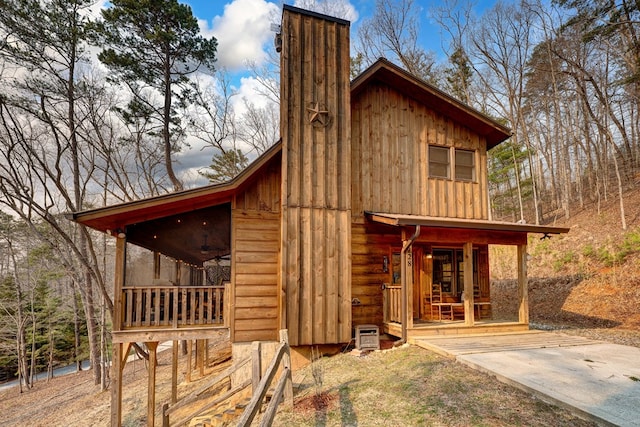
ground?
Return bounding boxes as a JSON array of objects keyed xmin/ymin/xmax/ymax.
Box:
[{"xmin": 2, "ymin": 189, "xmax": 639, "ymax": 426}]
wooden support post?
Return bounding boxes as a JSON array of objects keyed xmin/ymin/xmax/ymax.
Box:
[
  {"xmin": 406, "ymin": 247, "xmax": 414, "ymax": 330},
  {"xmin": 171, "ymin": 340, "xmax": 178, "ymax": 403},
  {"xmin": 280, "ymin": 330, "xmax": 293, "ymax": 408},
  {"xmin": 147, "ymin": 341, "xmax": 159, "ymax": 427},
  {"xmin": 111, "ymin": 342, "xmax": 124, "ymax": 427},
  {"xmin": 252, "ymin": 341, "xmax": 262, "ymax": 394},
  {"xmin": 111, "ymin": 235, "xmax": 126, "ymax": 427},
  {"xmin": 517, "ymin": 244, "xmax": 529, "ymax": 324},
  {"xmin": 197, "ymin": 339, "xmax": 205, "ymax": 377},
  {"xmin": 186, "ymin": 340, "xmax": 193, "ymax": 383},
  {"xmin": 463, "ymin": 242, "xmax": 474, "ymax": 326}
]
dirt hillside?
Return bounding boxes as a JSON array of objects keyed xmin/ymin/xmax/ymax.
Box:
[{"xmin": 491, "ymin": 187, "xmax": 640, "ymax": 347}]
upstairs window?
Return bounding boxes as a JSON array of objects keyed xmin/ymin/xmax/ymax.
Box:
[
  {"xmin": 455, "ymin": 149, "xmax": 475, "ymax": 181},
  {"xmin": 429, "ymin": 146, "xmax": 450, "ymax": 179}
]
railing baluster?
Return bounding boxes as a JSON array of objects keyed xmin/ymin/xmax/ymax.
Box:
[
  {"xmin": 207, "ymin": 288, "xmax": 214, "ymax": 324},
  {"xmin": 124, "ymin": 289, "xmax": 132, "ymax": 327},
  {"xmin": 134, "ymin": 289, "xmax": 142, "ymax": 327},
  {"xmin": 197, "ymin": 289, "xmax": 204, "ymax": 325},
  {"xmin": 214, "ymin": 288, "xmax": 221, "ymax": 325},
  {"xmin": 173, "ymin": 287, "xmax": 179, "ymax": 328}
]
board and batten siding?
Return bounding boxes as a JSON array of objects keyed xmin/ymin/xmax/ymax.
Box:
[
  {"xmin": 351, "ymin": 81, "xmax": 489, "ymax": 220},
  {"xmin": 280, "ymin": 6, "xmax": 352, "ymax": 346}
]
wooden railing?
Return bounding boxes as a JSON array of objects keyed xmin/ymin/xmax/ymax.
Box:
[
  {"xmin": 121, "ymin": 285, "xmax": 226, "ymax": 328},
  {"xmin": 382, "ymin": 284, "xmax": 402, "ymax": 324},
  {"xmin": 162, "ymin": 356, "xmax": 252, "ymax": 427},
  {"xmin": 237, "ymin": 330, "xmax": 293, "ymax": 427}
]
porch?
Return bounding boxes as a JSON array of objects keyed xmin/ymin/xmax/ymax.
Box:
[
  {"xmin": 367, "ymin": 212, "xmax": 570, "ymax": 341},
  {"xmin": 112, "ymin": 282, "xmax": 230, "ymax": 343},
  {"xmin": 383, "ymin": 283, "xmax": 530, "ymax": 338}
]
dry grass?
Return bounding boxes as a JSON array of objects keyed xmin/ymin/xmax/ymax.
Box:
[{"xmin": 273, "ymin": 344, "xmax": 597, "ymax": 427}]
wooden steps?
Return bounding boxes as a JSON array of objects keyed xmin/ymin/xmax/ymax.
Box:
[{"xmin": 188, "ymin": 398, "xmax": 250, "ymax": 426}]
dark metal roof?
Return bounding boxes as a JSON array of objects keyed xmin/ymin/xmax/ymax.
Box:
[{"xmin": 366, "ymin": 211, "xmax": 570, "ymax": 235}]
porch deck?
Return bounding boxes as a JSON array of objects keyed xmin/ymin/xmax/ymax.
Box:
[{"xmin": 384, "ymin": 320, "xmax": 530, "ymax": 340}]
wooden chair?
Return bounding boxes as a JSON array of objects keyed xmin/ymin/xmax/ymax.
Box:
[{"xmin": 431, "ymin": 283, "xmax": 453, "ymax": 321}]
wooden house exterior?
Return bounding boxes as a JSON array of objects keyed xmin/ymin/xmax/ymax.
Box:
[{"xmin": 70, "ymin": 5, "xmax": 568, "ymax": 426}]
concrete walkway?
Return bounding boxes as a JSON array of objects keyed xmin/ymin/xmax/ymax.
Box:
[{"xmin": 414, "ymin": 331, "xmax": 640, "ymax": 427}]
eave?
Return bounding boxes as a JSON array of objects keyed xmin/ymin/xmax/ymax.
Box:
[
  {"xmin": 69, "ymin": 141, "xmax": 282, "ymax": 234},
  {"xmin": 366, "ymin": 211, "xmax": 570, "ymax": 235}
]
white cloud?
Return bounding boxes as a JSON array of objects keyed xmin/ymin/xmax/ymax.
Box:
[
  {"xmin": 232, "ymin": 76, "xmax": 276, "ymax": 114},
  {"xmin": 200, "ymin": 0, "xmax": 280, "ymax": 71}
]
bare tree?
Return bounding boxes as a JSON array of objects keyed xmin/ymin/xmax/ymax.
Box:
[{"xmin": 356, "ymin": 0, "xmax": 438, "ymax": 82}]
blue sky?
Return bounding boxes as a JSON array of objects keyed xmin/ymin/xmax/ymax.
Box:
[
  {"xmin": 170, "ymin": 0, "xmax": 495, "ymax": 184},
  {"xmin": 185, "ymin": 0, "xmax": 457, "ymax": 75}
]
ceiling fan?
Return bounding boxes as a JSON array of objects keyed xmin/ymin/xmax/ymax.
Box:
[{"xmin": 200, "ymin": 234, "xmax": 211, "ymax": 255}]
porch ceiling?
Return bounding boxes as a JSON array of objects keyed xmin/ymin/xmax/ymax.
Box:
[
  {"xmin": 126, "ymin": 203, "xmax": 231, "ymax": 265},
  {"xmin": 365, "ymin": 212, "xmax": 570, "ymax": 235}
]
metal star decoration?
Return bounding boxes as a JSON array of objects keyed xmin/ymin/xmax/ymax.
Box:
[{"xmin": 306, "ymin": 102, "xmax": 329, "ymax": 126}]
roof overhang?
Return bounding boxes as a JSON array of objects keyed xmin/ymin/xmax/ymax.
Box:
[
  {"xmin": 351, "ymin": 59, "xmax": 512, "ymax": 149},
  {"xmin": 366, "ymin": 212, "xmax": 570, "ymax": 236},
  {"xmin": 69, "ymin": 141, "xmax": 282, "ymax": 234}
]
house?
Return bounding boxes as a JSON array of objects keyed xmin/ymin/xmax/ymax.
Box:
[{"xmin": 70, "ymin": 5, "xmax": 568, "ymax": 425}]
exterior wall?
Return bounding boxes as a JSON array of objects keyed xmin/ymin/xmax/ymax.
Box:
[
  {"xmin": 231, "ymin": 156, "xmax": 281, "ymax": 342},
  {"xmin": 280, "ymin": 6, "xmax": 352, "ymax": 346},
  {"xmin": 351, "ymin": 81, "xmax": 489, "ymax": 220},
  {"xmin": 351, "ymin": 222, "xmax": 402, "ymax": 327}
]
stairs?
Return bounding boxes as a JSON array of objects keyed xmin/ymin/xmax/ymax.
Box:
[{"xmin": 188, "ymin": 398, "xmax": 250, "ymax": 426}]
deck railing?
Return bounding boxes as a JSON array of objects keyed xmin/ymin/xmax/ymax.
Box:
[
  {"xmin": 121, "ymin": 285, "xmax": 226, "ymax": 328},
  {"xmin": 382, "ymin": 284, "xmax": 402, "ymax": 324}
]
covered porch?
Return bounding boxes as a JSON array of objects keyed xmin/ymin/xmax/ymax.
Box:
[
  {"xmin": 366, "ymin": 212, "xmax": 570, "ymax": 341},
  {"xmin": 72, "ymin": 189, "xmax": 239, "ymax": 427}
]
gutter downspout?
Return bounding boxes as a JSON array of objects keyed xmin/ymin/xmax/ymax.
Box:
[{"xmin": 400, "ymin": 225, "xmax": 421, "ymax": 344}]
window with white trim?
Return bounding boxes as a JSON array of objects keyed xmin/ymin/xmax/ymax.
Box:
[
  {"xmin": 455, "ymin": 149, "xmax": 475, "ymax": 181},
  {"xmin": 428, "ymin": 146, "xmax": 450, "ymax": 179}
]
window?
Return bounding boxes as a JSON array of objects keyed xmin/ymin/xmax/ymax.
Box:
[
  {"xmin": 432, "ymin": 248, "xmax": 478, "ymax": 295},
  {"xmin": 455, "ymin": 149, "xmax": 475, "ymax": 181},
  {"xmin": 429, "ymin": 146, "xmax": 450, "ymax": 179},
  {"xmin": 391, "ymin": 252, "xmax": 401, "ymax": 284}
]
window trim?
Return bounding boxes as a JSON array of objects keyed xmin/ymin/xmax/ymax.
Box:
[
  {"xmin": 428, "ymin": 145, "xmax": 451, "ymax": 179},
  {"xmin": 454, "ymin": 148, "xmax": 476, "ymax": 182}
]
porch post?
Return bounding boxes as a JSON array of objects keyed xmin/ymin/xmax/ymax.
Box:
[
  {"xmin": 462, "ymin": 242, "xmax": 474, "ymax": 326},
  {"xmin": 111, "ymin": 235, "xmax": 126, "ymax": 427},
  {"xmin": 517, "ymin": 244, "xmax": 529, "ymax": 324},
  {"xmin": 147, "ymin": 341, "xmax": 159, "ymax": 427},
  {"xmin": 400, "ymin": 226, "xmax": 420, "ymax": 343}
]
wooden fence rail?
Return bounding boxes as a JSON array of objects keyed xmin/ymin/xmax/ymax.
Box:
[
  {"xmin": 162, "ymin": 356, "xmax": 251, "ymax": 427},
  {"xmin": 122, "ymin": 285, "xmax": 225, "ymax": 328},
  {"xmin": 237, "ymin": 330, "xmax": 293, "ymax": 427}
]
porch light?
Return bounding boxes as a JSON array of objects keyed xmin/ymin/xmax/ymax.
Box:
[{"xmin": 382, "ymin": 255, "xmax": 389, "ymax": 273}]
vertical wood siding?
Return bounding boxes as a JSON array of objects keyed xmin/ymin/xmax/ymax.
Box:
[
  {"xmin": 280, "ymin": 8, "xmax": 352, "ymax": 346},
  {"xmin": 351, "ymin": 82, "xmax": 489, "ymax": 220}
]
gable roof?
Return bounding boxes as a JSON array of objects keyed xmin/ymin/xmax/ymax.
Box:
[
  {"xmin": 70, "ymin": 141, "xmax": 282, "ymax": 234},
  {"xmin": 71, "ymin": 58, "xmax": 513, "ymax": 238},
  {"xmin": 351, "ymin": 58, "xmax": 512, "ymax": 149}
]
